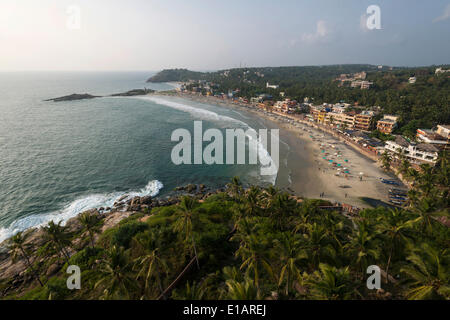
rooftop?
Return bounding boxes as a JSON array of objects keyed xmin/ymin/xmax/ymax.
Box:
[
  {"xmin": 416, "ymin": 143, "xmax": 439, "ymax": 153},
  {"xmin": 394, "ymin": 136, "xmax": 410, "ymax": 148}
]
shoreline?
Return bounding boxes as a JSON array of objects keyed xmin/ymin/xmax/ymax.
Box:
[{"xmin": 159, "ymin": 92, "xmax": 401, "ymax": 208}]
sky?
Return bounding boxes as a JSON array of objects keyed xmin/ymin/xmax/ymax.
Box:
[{"xmin": 0, "ymin": 0, "xmax": 449, "ymax": 71}]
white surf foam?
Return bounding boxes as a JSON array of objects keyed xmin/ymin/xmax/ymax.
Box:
[
  {"xmin": 0, "ymin": 180, "xmax": 163, "ymax": 243},
  {"xmin": 139, "ymin": 96, "xmax": 278, "ymax": 184}
]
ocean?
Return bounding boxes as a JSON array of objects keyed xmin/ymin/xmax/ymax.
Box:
[{"xmin": 0, "ymin": 72, "xmax": 288, "ymax": 242}]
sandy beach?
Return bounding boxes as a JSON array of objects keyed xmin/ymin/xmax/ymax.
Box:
[{"xmin": 160, "ymin": 93, "xmax": 401, "ymax": 208}]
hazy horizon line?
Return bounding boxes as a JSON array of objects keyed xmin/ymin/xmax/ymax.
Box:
[{"xmin": 1, "ymin": 63, "xmax": 449, "ymax": 73}]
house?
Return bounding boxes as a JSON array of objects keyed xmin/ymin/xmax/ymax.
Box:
[
  {"xmin": 377, "ymin": 115, "xmax": 399, "ymax": 134},
  {"xmin": 354, "ymin": 72, "xmax": 367, "ymax": 80},
  {"xmin": 385, "ymin": 136, "xmax": 439, "ymax": 165},
  {"xmin": 417, "ymin": 127, "xmax": 449, "ymax": 149},
  {"xmin": 435, "ymin": 67, "xmax": 450, "ymax": 74},
  {"xmin": 273, "ymin": 99, "xmax": 299, "ymax": 114},
  {"xmin": 351, "ymin": 80, "xmax": 373, "ymax": 89},
  {"xmin": 266, "ymin": 82, "xmax": 279, "ymax": 89},
  {"xmin": 354, "ymin": 111, "xmax": 374, "ymax": 131},
  {"xmin": 436, "ymin": 125, "xmax": 450, "ymax": 139},
  {"xmin": 331, "ymin": 103, "xmax": 348, "ymax": 114},
  {"xmin": 326, "ymin": 112, "xmax": 355, "ymax": 129},
  {"xmin": 408, "ymin": 77, "xmax": 416, "ymax": 84}
]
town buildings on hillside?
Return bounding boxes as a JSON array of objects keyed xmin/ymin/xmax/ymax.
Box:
[{"xmin": 377, "ymin": 115, "xmax": 399, "ymax": 134}]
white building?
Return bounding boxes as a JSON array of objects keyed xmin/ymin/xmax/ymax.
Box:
[
  {"xmin": 435, "ymin": 67, "xmax": 450, "ymax": 74},
  {"xmin": 266, "ymin": 82, "xmax": 279, "ymax": 89},
  {"xmin": 408, "ymin": 77, "xmax": 416, "ymax": 84},
  {"xmin": 332, "ymin": 103, "xmax": 348, "ymax": 114},
  {"xmin": 385, "ymin": 136, "xmax": 439, "ymax": 165}
]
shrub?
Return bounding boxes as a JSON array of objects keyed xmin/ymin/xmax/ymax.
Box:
[{"xmin": 112, "ymin": 221, "xmax": 148, "ymax": 248}]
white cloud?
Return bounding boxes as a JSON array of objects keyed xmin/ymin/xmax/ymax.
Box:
[
  {"xmin": 433, "ymin": 4, "xmax": 450, "ymax": 23},
  {"xmin": 301, "ymin": 20, "xmax": 329, "ymax": 42}
]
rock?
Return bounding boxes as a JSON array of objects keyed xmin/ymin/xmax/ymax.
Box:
[
  {"xmin": 140, "ymin": 196, "xmax": 152, "ymax": 205},
  {"xmin": 113, "ymin": 201, "xmax": 124, "ymax": 207},
  {"xmin": 46, "ymin": 263, "xmax": 62, "ymax": 277},
  {"xmin": 117, "ymin": 195, "xmax": 128, "ymax": 202},
  {"xmin": 131, "ymin": 197, "xmax": 141, "ymax": 205},
  {"xmin": 127, "ymin": 204, "xmax": 141, "ymax": 212},
  {"xmin": 186, "ymin": 184, "xmax": 196, "ymax": 193},
  {"xmin": 45, "ymin": 93, "xmax": 100, "ymax": 102}
]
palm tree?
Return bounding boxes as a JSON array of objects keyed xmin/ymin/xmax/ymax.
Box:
[
  {"xmin": 399, "ymin": 159, "xmax": 411, "ymax": 178},
  {"xmin": 411, "ymin": 198, "xmax": 439, "ymax": 233},
  {"xmin": 400, "ymin": 244, "xmax": 449, "ymax": 300},
  {"xmin": 95, "ymin": 246, "xmax": 136, "ymax": 299},
  {"xmin": 227, "ymin": 176, "xmax": 243, "ymax": 200},
  {"xmin": 78, "ymin": 211, "xmax": 102, "ymax": 248},
  {"xmin": 173, "ymin": 196, "xmax": 199, "ymax": 269},
  {"xmin": 380, "ymin": 151, "xmax": 392, "ymax": 171},
  {"xmin": 377, "ymin": 208, "xmax": 413, "ymax": 283},
  {"xmin": 274, "ymin": 233, "xmax": 306, "ymax": 295},
  {"xmin": 8, "ymin": 232, "xmax": 44, "ymax": 286},
  {"xmin": 133, "ymin": 233, "xmax": 168, "ymax": 298},
  {"xmin": 302, "ymin": 223, "xmax": 336, "ymax": 270},
  {"xmin": 225, "ymin": 278, "xmax": 259, "ymax": 300},
  {"xmin": 43, "ymin": 221, "xmax": 72, "ymax": 264},
  {"xmin": 345, "ymin": 221, "xmax": 380, "ymax": 277},
  {"xmin": 235, "ymin": 233, "xmax": 273, "ymax": 292},
  {"xmin": 307, "ymin": 263, "xmax": 354, "ymax": 300},
  {"xmin": 173, "ymin": 281, "xmax": 208, "ymax": 300},
  {"xmin": 416, "ymin": 163, "xmax": 436, "ymax": 197},
  {"xmin": 243, "ymin": 186, "xmax": 262, "ymax": 216},
  {"xmin": 268, "ymin": 193, "xmax": 296, "ymax": 230}
]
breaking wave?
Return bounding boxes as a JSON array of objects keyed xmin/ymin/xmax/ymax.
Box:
[
  {"xmin": 138, "ymin": 96, "xmax": 278, "ymax": 184},
  {"xmin": 0, "ymin": 180, "xmax": 163, "ymax": 243}
]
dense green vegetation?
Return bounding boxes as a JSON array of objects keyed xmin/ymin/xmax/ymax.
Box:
[
  {"xmin": 150, "ymin": 65, "xmax": 450, "ymax": 137},
  {"xmin": 147, "ymin": 69, "xmax": 206, "ymax": 82},
  {"xmin": 4, "ymin": 161, "xmax": 448, "ymax": 300}
]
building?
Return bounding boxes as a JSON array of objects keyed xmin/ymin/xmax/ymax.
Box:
[
  {"xmin": 331, "ymin": 103, "xmax": 348, "ymax": 114},
  {"xmin": 354, "ymin": 111, "xmax": 374, "ymax": 131},
  {"xmin": 354, "ymin": 71, "xmax": 367, "ymax": 80},
  {"xmin": 273, "ymin": 99, "xmax": 299, "ymax": 114},
  {"xmin": 266, "ymin": 82, "xmax": 279, "ymax": 89},
  {"xmin": 436, "ymin": 125, "xmax": 450, "ymax": 139},
  {"xmin": 435, "ymin": 67, "xmax": 450, "ymax": 74},
  {"xmin": 351, "ymin": 80, "xmax": 373, "ymax": 89},
  {"xmin": 326, "ymin": 112, "xmax": 355, "ymax": 129},
  {"xmin": 408, "ymin": 77, "xmax": 416, "ymax": 84},
  {"xmin": 417, "ymin": 127, "xmax": 449, "ymax": 150},
  {"xmin": 385, "ymin": 136, "xmax": 439, "ymax": 165},
  {"xmin": 377, "ymin": 115, "xmax": 399, "ymax": 134}
]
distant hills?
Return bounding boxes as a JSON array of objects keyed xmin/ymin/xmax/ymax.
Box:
[
  {"xmin": 146, "ymin": 65, "xmax": 380, "ymax": 83},
  {"xmin": 146, "ymin": 68, "xmax": 207, "ymax": 82}
]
